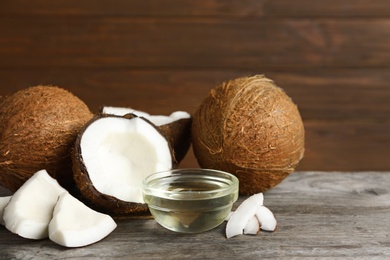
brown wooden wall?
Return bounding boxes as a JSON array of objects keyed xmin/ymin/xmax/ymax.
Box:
[{"xmin": 1, "ymin": 0, "xmax": 389, "ymax": 171}]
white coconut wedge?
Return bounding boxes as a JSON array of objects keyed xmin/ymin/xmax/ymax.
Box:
[
  {"xmin": 72, "ymin": 114, "xmax": 175, "ymax": 217},
  {"xmin": 3, "ymin": 170, "xmax": 66, "ymax": 239},
  {"xmin": 225, "ymin": 194, "xmax": 277, "ymax": 237},
  {"xmin": 256, "ymin": 205, "xmax": 277, "ymax": 232},
  {"xmin": 0, "ymin": 196, "xmax": 11, "ymax": 225},
  {"xmin": 225, "ymin": 212, "xmax": 261, "ymax": 235},
  {"xmin": 49, "ymin": 192, "xmax": 117, "ymax": 248},
  {"xmin": 101, "ymin": 106, "xmax": 192, "ymax": 163},
  {"xmin": 226, "ymin": 193, "xmax": 264, "ymax": 238},
  {"xmin": 243, "ymin": 216, "xmax": 260, "ymax": 235}
]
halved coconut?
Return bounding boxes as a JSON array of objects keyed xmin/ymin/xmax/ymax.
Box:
[
  {"xmin": 72, "ymin": 114, "xmax": 175, "ymax": 217},
  {"xmin": 101, "ymin": 106, "xmax": 192, "ymax": 163}
]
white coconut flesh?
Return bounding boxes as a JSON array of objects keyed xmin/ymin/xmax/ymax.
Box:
[
  {"xmin": 80, "ymin": 116, "xmax": 173, "ymax": 204},
  {"xmin": 256, "ymin": 205, "xmax": 277, "ymax": 231},
  {"xmin": 243, "ymin": 216, "xmax": 260, "ymax": 235},
  {"xmin": 102, "ymin": 106, "xmax": 191, "ymax": 126},
  {"xmin": 226, "ymin": 193, "xmax": 264, "ymax": 238},
  {"xmin": 225, "ymin": 193, "xmax": 277, "ymax": 238},
  {"xmin": 3, "ymin": 170, "xmax": 67, "ymax": 239},
  {"xmin": 49, "ymin": 192, "xmax": 117, "ymax": 248}
]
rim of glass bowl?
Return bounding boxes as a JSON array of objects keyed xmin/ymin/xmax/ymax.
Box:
[{"xmin": 142, "ymin": 168, "xmax": 239, "ymax": 200}]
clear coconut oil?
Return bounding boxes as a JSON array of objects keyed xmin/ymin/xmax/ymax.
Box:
[{"xmin": 142, "ymin": 169, "xmax": 239, "ymax": 233}]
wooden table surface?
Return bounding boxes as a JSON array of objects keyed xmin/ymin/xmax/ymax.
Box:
[{"xmin": 1, "ymin": 171, "xmax": 390, "ymax": 259}]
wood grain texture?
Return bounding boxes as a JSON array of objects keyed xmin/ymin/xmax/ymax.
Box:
[
  {"xmin": 1, "ymin": 0, "xmax": 389, "ymax": 17},
  {"xmin": 1, "ymin": 18, "xmax": 390, "ymax": 69},
  {"xmin": 301, "ymin": 121, "xmax": 390, "ymax": 171},
  {"xmin": 1, "ymin": 172, "xmax": 390, "ymax": 259},
  {"xmin": 1, "ymin": 69, "xmax": 389, "ymax": 120}
]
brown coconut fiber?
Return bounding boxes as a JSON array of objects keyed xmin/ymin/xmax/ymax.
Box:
[
  {"xmin": 192, "ymin": 75, "xmax": 305, "ymax": 195},
  {"xmin": 0, "ymin": 85, "xmax": 93, "ymax": 192}
]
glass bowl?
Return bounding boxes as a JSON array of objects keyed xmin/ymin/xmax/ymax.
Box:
[{"xmin": 142, "ymin": 168, "xmax": 239, "ymax": 233}]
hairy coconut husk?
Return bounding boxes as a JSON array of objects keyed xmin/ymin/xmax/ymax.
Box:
[
  {"xmin": 192, "ymin": 75, "xmax": 305, "ymax": 195},
  {"xmin": 72, "ymin": 114, "xmax": 176, "ymax": 218},
  {"xmin": 0, "ymin": 85, "xmax": 93, "ymax": 192}
]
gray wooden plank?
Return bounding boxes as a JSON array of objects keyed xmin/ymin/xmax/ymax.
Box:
[{"xmin": 1, "ymin": 171, "xmax": 390, "ymax": 259}]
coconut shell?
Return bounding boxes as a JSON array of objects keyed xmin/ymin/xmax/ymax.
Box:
[
  {"xmin": 0, "ymin": 85, "xmax": 93, "ymax": 192},
  {"xmin": 101, "ymin": 107, "xmax": 192, "ymax": 164},
  {"xmin": 192, "ymin": 75, "xmax": 305, "ymax": 195},
  {"xmin": 158, "ymin": 117, "xmax": 192, "ymax": 164},
  {"xmin": 123, "ymin": 113, "xmax": 191, "ymax": 165},
  {"xmin": 72, "ymin": 114, "xmax": 176, "ymax": 218}
]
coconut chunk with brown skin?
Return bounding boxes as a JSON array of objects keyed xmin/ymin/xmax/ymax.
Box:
[
  {"xmin": 102, "ymin": 106, "xmax": 190, "ymax": 126},
  {"xmin": 0, "ymin": 196, "xmax": 11, "ymax": 225},
  {"xmin": 226, "ymin": 193, "xmax": 263, "ymax": 238},
  {"xmin": 3, "ymin": 170, "xmax": 67, "ymax": 239},
  {"xmin": 49, "ymin": 192, "xmax": 117, "ymax": 248}
]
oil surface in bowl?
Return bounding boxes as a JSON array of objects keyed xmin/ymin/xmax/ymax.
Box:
[{"xmin": 144, "ymin": 175, "xmax": 238, "ymax": 233}]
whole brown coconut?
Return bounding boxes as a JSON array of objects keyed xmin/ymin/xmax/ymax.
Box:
[
  {"xmin": 192, "ymin": 75, "xmax": 305, "ymax": 195},
  {"xmin": 0, "ymin": 85, "xmax": 93, "ymax": 192}
]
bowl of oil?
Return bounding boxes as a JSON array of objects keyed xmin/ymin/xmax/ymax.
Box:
[{"xmin": 142, "ymin": 168, "xmax": 239, "ymax": 233}]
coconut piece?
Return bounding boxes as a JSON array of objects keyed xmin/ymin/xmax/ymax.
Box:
[
  {"xmin": 49, "ymin": 192, "xmax": 117, "ymax": 247},
  {"xmin": 3, "ymin": 170, "xmax": 67, "ymax": 239},
  {"xmin": 102, "ymin": 106, "xmax": 192, "ymax": 163},
  {"xmin": 157, "ymin": 114, "xmax": 192, "ymax": 164},
  {"xmin": 0, "ymin": 196, "xmax": 11, "ymax": 225},
  {"xmin": 225, "ymin": 214, "xmax": 263, "ymax": 235},
  {"xmin": 102, "ymin": 106, "xmax": 190, "ymax": 126},
  {"xmin": 243, "ymin": 216, "xmax": 260, "ymax": 235},
  {"xmin": 256, "ymin": 205, "xmax": 277, "ymax": 232},
  {"xmin": 72, "ymin": 114, "xmax": 174, "ymax": 217},
  {"xmin": 0, "ymin": 85, "xmax": 93, "ymax": 192},
  {"xmin": 226, "ymin": 193, "xmax": 263, "ymax": 238},
  {"xmin": 225, "ymin": 194, "xmax": 277, "ymax": 237},
  {"xmin": 225, "ymin": 212, "xmax": 262, "ymax": 234},
  {"xmin": 192, "ymin": 75, "xmax": 305, "ymax": 195}
]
